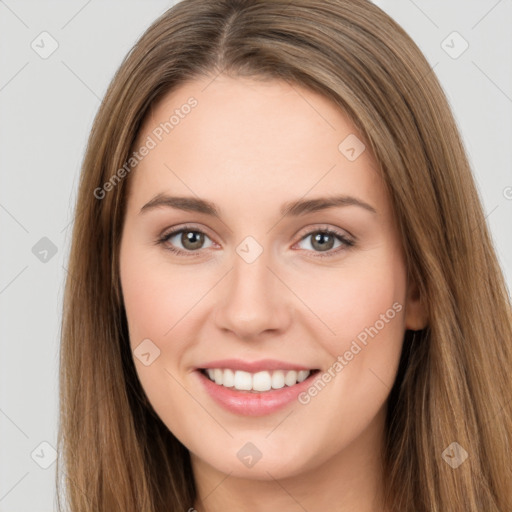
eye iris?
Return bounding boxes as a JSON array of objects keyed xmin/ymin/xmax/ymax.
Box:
[
  {"xmin": 311, "ymin": 232, "xmax": 334, "ymax": 251},
  {"xmin": 182, "ymin": 231, "xmax": 204, "ymax": 250}
]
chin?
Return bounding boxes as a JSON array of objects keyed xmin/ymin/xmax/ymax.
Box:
[{"xmin": 194, "ymin": 442, "xmax": 317, "ymax": 481}]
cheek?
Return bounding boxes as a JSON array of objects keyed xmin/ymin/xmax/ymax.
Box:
[
  {"xmin": 120, "ymin": 244, "xmax": 203, "ymax": 348},
  {"xmin": 289, "ymin": 247, "xmax": 407, "ymax": 417},
  {"xmin": 119, "ymin": 247, "xmax": 206, "ymax": 435},
  {"xmin": 119, "ymin": 245, "xmax": 216, "ymax": 410},
  {"xmin": 287, "ymin": 247, "xmax": 407, "ymax": 356},
  {"xmin": 334, "ymin": 268, "xmax": 405, "ymax": 356},
  {"xmin": 292, "ymin": 247, "xmax": 407, "ymax": 430}
]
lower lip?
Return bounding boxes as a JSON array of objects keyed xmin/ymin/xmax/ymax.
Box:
[{"xmin": 195, "ymin": 369, "xmax": 319, "ymax": 416}]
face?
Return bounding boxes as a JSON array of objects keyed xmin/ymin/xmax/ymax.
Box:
[{"xmin": 119, "ymin": 74, "xmax": 426, "ymax": 481}]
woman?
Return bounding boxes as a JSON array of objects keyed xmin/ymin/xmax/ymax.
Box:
[{"xmin": 57, "ymin": 0, "xmax": 512, "ymax": 510}]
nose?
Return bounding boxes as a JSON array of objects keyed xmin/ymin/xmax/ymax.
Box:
[{"xmin": 213, "ymin": 246, "xmax": 293, "ymax": 340}]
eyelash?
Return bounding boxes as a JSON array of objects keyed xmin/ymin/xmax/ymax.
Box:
[{"xmin": 156, "ymin": 224, "xmax": 355, "ymax": 259}]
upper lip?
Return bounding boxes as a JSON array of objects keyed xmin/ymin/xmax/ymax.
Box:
[{"xmin": 197, "ymin": 358, "xmax": 315, "ymax": 373}]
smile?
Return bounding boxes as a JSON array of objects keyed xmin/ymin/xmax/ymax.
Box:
[
  {"xmin": 195, "ymin": 358, "xmax": 322, "ymax": 415},
  {"xmin": 201, "ymin": 368, "xmax": 314, "ymax": 392}
]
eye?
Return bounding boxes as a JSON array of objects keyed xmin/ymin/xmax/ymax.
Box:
[
  {"xmin": 294, "ymin": 228, "xmax": 354, "ymax": 258},
  {"xmin": 156, "ymin": 225, "xmax": 354, "ymax": 258},
  {"xmin": 157, "ymin": 225, "xmax": 214, "ymax": 256}
]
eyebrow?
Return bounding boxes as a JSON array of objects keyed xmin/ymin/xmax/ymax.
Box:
[{"xmin": 139, "ymin": 193, "xmax": 377, "ymax": 217}]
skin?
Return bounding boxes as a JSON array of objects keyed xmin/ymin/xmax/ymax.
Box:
[{"xmin": 119, "ymin": 74, "xmax": 427, "ymax": 512}]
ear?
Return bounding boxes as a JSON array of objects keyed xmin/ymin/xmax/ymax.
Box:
[{"xmin": 404, "ymin": 276, "xmax": 428, "ymax": 330}]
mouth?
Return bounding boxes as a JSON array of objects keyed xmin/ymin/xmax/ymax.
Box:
[
  {"xmin": 194, "ymin": 358, "xmax": 322, "ymax": 415},
  {"xmin": 199, "ymin": 368, "xmax": 321, "ymax": 393}
]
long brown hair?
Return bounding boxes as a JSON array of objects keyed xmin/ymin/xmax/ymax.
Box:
[{"xmin": 57, "ymin": 0, "xmax": 512, "ymax": 510}]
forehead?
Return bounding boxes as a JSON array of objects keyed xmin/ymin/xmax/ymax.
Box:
[{"xmin": 127, "ymin": 75, "xmax": 386, "ymax": 218}]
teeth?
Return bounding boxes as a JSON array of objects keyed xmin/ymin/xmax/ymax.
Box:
[
  {"xmin": 234, "ymin": 370, "xmax": 252, "ymax": 390},
  {"xmin": 253, "ymin": 371, "xmax": 272, "ymax": 391},
  {"xmin": 203, "ymin": 368, "xmax": 312, "ymax": 391},
  {"xmin": 214, "ymin": 368, "xmax": 223, "ymax": 385},
  {"xmin": 284, "ymin": 371, "xmax": 297, "ymax": 386},
  {"xmin": 223, "ymin": 368, "xmax": 235, "ymax": 387},
  {"xmin": 297, "ymin": 370, "xmax": 310, "ymax": 383},
  {"xmin": 271, "ymin": 370, "xmax": 285, "ymax": 389}
]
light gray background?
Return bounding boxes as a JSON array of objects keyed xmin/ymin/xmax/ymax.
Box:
[{"xmin": 1, "ymin": 1, "xmax": 511, "ymax": 510}]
